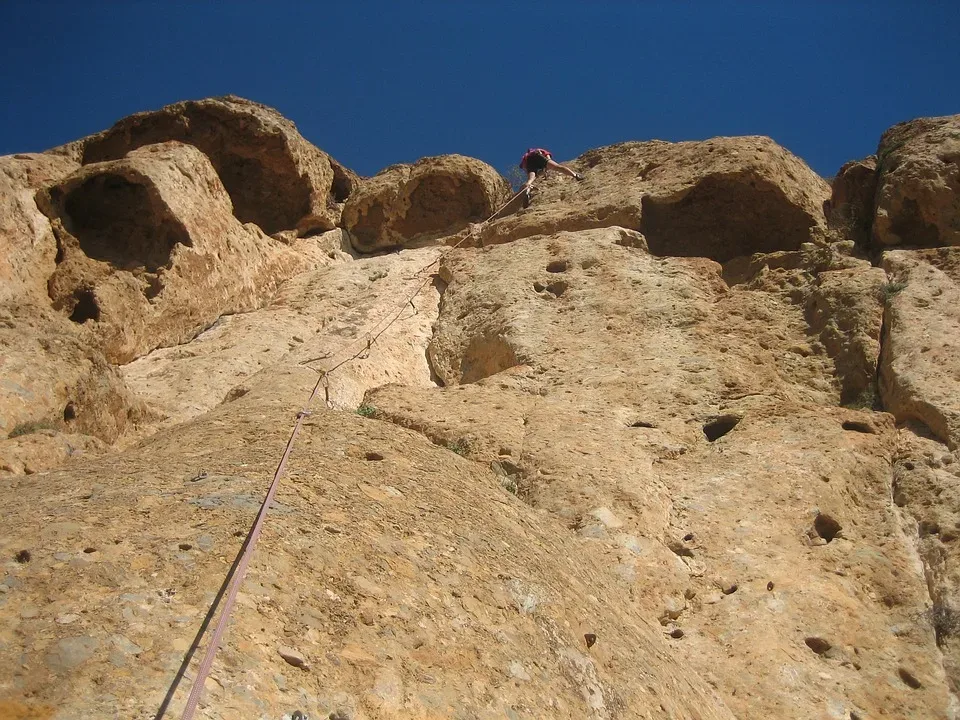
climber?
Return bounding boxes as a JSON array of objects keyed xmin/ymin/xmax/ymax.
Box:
[{"xmin": 519, "ymin": 148, "xmax": 582, "ymax": 203}]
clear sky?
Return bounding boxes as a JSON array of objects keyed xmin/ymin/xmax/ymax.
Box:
[{"xmin": 1, "ymin": 2, "xmax": 957, "ymax": 179}]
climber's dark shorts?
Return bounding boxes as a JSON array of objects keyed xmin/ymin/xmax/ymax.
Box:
[{"xmin": 521, "ymin": 152, "xmax": 549, "ymax": 174}]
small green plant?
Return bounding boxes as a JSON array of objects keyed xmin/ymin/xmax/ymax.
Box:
[
  {"xmin": 355, "ymin": 404, "xmax": 377, "ymax": 418},
  {"xmin": 500, "ymin": 476, "xmax": 518, "ymax": 495},
  {"xmin": 844, "ymin": 384, "xmax": 880, "ymax": 411},
  {"xmin": 446, "ymin": 438, "xmax": 469, "ymax": 456},
  {"xmin": 926, "ymin": 602, "xmax": 960, "ymax": 646},
  {"xmin": 878, "ymin": 281, "xmax": 907, "ymax": 303}
]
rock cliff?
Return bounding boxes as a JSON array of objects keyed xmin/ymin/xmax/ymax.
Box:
[{"xmin": 2, "ymin": 100, "xmax": 960, "ymax": 720}]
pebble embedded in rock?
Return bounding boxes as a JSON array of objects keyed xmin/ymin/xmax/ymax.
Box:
[{"xmin": 278, "ymin": 645, "xmax": 309, "ymax": 669}]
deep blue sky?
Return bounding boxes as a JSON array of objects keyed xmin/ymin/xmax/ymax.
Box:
[{"xmin": 1, "ymin": 2, "xmax": 957, "ymax": 179}]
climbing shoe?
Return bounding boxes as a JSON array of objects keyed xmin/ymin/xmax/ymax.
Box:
[{"xmin": 574, "ymin": 172, "xmax": 584, "ymax": 181}]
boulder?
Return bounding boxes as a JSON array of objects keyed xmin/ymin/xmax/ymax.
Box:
[
  {"xmin": 479, "ymin": 136, "xmax": 830, "ymax": 262},
  {"xmin": 0, "ymin": 153, "xmax": 79, "ymax": 304},
  {"xmin": 873, "ymin": 114, "xmax": 960, "ymax": 248},
  {"xmin": 342, "ymin": 154, "xmax": 511, "ymax": 252},
  {"xmin": 81, "ymin": 95, "xmax": 357, "ymax": 235},
  {"xmin": 40, "ymin": 142, "xmax": 315, "ymax": 363}
]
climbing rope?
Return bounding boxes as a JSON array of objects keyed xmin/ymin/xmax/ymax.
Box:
[{"xmin": 172, "ymin": 181, "xmax": 535, "ymax": 719}]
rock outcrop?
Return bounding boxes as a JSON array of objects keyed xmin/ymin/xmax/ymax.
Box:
[
  {"xmin": 827, "ymin": 156, "xmax": 878, "ymax": 247},
  {"xmin": 40, "ymin": 141, "xmax": 315, "ymax": 363},
  {"xmin": 3, "ymin": 102, "xmax": 960, "ymax": 719},
  {"xmin": 342, "ymin": 155, "xmax": 512, "ymax": 252},
  {"xmin": 478, "ymin": 136, "xmax": 831, "ymax": 262},
  {"xmin": 0, "ymin": 153, "xmax": 79, "ymax": 304},
  {"xmin": 0, "ymin": 303, "xmax": 146, "ymax": 446},
  {"xmin": 873, "ymin": 115, "xmax": 960, "ymax": 248},
  {"xmin": 80, "ymin": 95, "xmax": 356, "ymax": 235},
  {"xmin": 880, "ymin": 247, "xmax": 960, "ymax": 448}
]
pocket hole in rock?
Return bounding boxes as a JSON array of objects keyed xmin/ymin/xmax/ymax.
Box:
[
  {"xmin": 365, "ymin": 452, "xmax": 384, "ymax": 461},
  {"xmin": 63, "ymin": 402, "xmax": 77, "ymax": 421},
  {"xmin": 15, "ymin": 550, "xmax": 31, "ymax": 563},
  {"xmin": 842, "ymin": 420, "xmax": 876, "ymax": 434},
  {"xmin": 682, "ymin": 533, "xmax": 694, "ymax": 542},
  {"xmin": 722, "ymin": 583, "xmax": 738, "ymax": 595},
  {"xmin": 813, "ymin": 513, "xmax": 842, "ymax": 543},
  {"xmin": 767, "ymin": 581, "xmax": 775, "ymax": 591},
  {"xmin": 68, "ymin": 288, "xmax": 100, "ymax": 324},
  {"xmin": 83, "ymin": 547, "xmax": 97, "ymax": 554},
  {"xmin": 533, "ymin": 282, "xmax": 546, "ymax": 293},
  {"xmin": 805, "ymin": 637, "xmax": 832, "ymax": 655},
  {"xmin": 703, "ymin": 415, "xmax": 740, "ymax": 442},
  {"xmin": 630, "ymin": 420, "xmax": 655, "ymax": 428},
  {"xmin": 898, "ymin": 667, "xmax": 922, "ymax": 689},
  {"xmin": 545, "ymin": 281, "xmax": 567, "ymax": 297},
  {"xmin": 668, "ymin": 540, "xmax": 694, "ymax": 558},
  {"xmin": 669, "ymin": 628, "xmax": 684, "ymax": 639},
  {"xmin": 546, "ymin": 260, "xmax": 568, "ymax": 273},
  {"xmin": 178, "ymin": 543, "xmax": 192, "ymax": 551}
]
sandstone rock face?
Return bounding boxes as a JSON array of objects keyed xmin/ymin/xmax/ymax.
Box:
[
  {"xmin": 0, "ymin": 429, "xmax": 106, "ymax": 477},
  {"xmin": 4, "ymin": 105, "xmax": 960, "ymax": 719},
  {"xmin": 880, "ymin": 247, "xmax": 960, "ymax": 449},
  {"xmin": 342, "ymin": 155, "xmax": 512, "ymax": 252},
  {"xmin": 0, "ymin": 304, "xmax": 147, "ymax": 446},
  {"xmin": 121, "ymin": 246, "xmax": 443, "ymax": 432},
  {"xmin": 805, "ymin": 263, "xmax": 887, "ymax": 405},
  {"xmin": 81, "ymin": 95, "xmax": 356, "ymax": 235},
  {"xmin": 479, "ymin": 136, "xmax": 830, "ymax": 262},
  {"xmin": 0, "ymin": 366, "xmax": 737, "ymax": 720},
  {"xmin": 371, "ymin": 229, "xmax": 948, "ymax": 719},
  {"xmin": 873, "ymin": 114, "xmax": 960, "ymax": 248},
  {"xmin": 0, "ymin": 153, "xmax": 79, "ymax": 304},
  {"xmin": 41, "ymin": 142, "xmax": 315, "ymax": 363}
]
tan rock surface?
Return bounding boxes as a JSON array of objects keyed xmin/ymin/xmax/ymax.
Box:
[
  {"xmin": 122, "ymin": 247, "xmax": 443, "ymax": 432},
  {"xmin": 805, "ymin": 263, "xmax": 887, "ymax": 405},
  {"xmin": 892, "ymin": 427, "xmax": 960, "ymax": 693},
  {"xmin": 0, "ymin": 365, "xmax": 737, "ymax": 720},
  {"xmin": 342, "ymin": 155, "xmax": 512, "ymax": 252},
  {"xmin": 0, "ymin": 153, "xmax": 79, "ymax": 304},
  {"xmin": 0, "ymin": 429, "xmax": 106, "ymax": 477},
  {"xmin": 873, "ymin": 114, "xmax": 960, "ymax": 248},
  {"xmin": 4, "ymin": 105, "xmax": 960, "ymax": 719},
  {"xmin": 0, "ymin": 303, "xmax": 146, "ymax": 444},
  {"xmin": 880, "ymin": 247, "xmax": 960, "ymax": 448},
  {"xmin": 80, "ymin": 95, "xmax": 357, "ymax": 235},
  {"xmin": 478, "ymin": 136, "xmax": 830, "ymax": 262},
  {"xmin": 40, "ymin": 141, "xmax": 316, "ymax": 363},
  {"xmin": 366, "ymin": 229, "xmax": 949, "ymax": 719}
]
